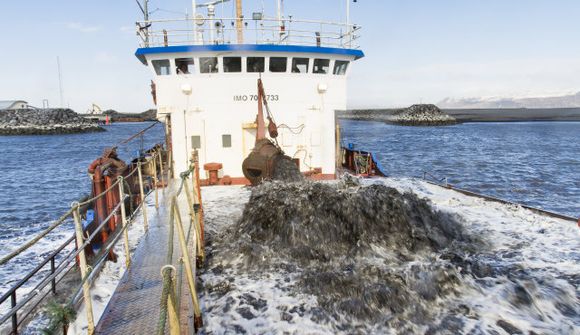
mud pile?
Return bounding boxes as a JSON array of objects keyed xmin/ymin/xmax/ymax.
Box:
[
  {"xmin": 271, "ymin": 156, "xmax": 303, "ymax": 183},
  {"xmin": 214, "ymin": 180, "xmax": 481, "ymax": 330}
]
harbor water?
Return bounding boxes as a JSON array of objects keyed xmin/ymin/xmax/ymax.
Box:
[
  {"xmin": 0, "ymin": 121, "xmax": 579, "ymax": 333},
  {"xmin": 340, "ymin": 120, "xmax": 580, "ymax": 218},
  {"xmin": 0, "ymin": 122, "xmax": 165, "ymax": 300}
]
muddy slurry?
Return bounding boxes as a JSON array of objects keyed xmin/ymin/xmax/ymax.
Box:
[{"xmin": 202, "ymin": 179, "xmax": 579, "ymax": 334}]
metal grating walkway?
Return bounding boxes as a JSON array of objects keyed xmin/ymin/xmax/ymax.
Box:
[{"xmin": 95, "ymin": 181, "xmax": 194, "ymax": 334}]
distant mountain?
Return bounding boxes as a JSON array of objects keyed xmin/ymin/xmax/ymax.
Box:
[{"xmin": 438, "ymin": 91, "xmax": 580, "ymax": 109}]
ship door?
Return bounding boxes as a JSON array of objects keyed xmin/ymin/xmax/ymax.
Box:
[{"xmin": 242, "ymin": 123, "xmax": 257, "ymax": 157}]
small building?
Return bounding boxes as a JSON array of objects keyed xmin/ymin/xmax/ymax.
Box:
[{"xmin": 0, "ymin": 100, "xmax": 28, "ymax": 111}]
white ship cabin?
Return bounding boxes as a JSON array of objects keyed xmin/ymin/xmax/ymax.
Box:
[{"xmin": 135, "ymin": 1, "xmax": 363, "ymax": 184}]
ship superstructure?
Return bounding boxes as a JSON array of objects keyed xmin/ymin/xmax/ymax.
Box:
[{"xmin": 135, "ymin": 0, "xmax": 363, "ymax": 182}]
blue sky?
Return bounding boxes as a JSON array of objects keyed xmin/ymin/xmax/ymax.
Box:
[{"xmin": 0, "ymin": 0, "xmax": 579, "ymax": 112}]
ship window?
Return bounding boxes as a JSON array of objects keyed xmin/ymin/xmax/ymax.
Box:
[
  {"xmin": 333, "ymin": 60, "xmax": 349, "ymax": 75},
  {"xmin": 191, "ymin": 136, "xmax": 201, "ymax": 149},
  {"xmin": 176, "ymin": 58, "xmax": 194, "ymax": 74},
  {"xmin": 291, "ymin": 58, "xmax": 309, "ymax": 73},
  {"xmin": 269, "ymin": 57, "xmax": 287, "ymax": 73},
  {"xmin": 222, "ymin": 134, "xmax": 232, "ymax": 148},
  {"xmin": 313, "ymin": 59, "xmax": 330, "ymax": 74},
  {"xmin": 223, "ymin": 57, "xmax": 242, "ymax": 73},
  {"xmin": 152, "ymin": 59, "xmax": 171, "ymax": 76},
  {"xmin": 200, "ymin": 57, "xmax": 218, "ymax": 73},
  {"xmin": 247, "ymin": 57, "xmax": 265, "ymax": 73}
]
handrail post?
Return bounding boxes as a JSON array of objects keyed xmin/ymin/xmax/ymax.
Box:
[
  {"xmin": 173, "ymin": 200, "xmax": 203, "ymax": 331},
  {"xmin": 118, "ymin": 177, "xmax": 131, "ymax": 269},
  {"xmin": 50, "ymin": 256, "xmax": 56, "ymax": 295},
  {"xmin": 11, "ymin": 292, "xmax": 17, "ymax": 334},
  {"xmin": 72, "ymin": 203, "xmax": 95, "ymax": 334},
  {"xmin": 192, "ymin": 150, "xmax": 204, "ymax": 245},
  {"xmin": 154, "ymin": 153, "xmax": 159, "ymax": 210},
  {"xmin": 137, "ymin": 162, "xmax": 149, "ymax": 231},
  {"xmin": 158, "ymin": 148, "xmax": 165, "ymax": 193}
]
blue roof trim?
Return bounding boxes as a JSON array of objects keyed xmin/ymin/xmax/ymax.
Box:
[{"xmin": 135, "ymin": 44, "xmax": 364, "ymax": 64}]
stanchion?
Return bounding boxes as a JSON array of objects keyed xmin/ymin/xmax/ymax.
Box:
[
  {"xmin": 154, "ymin": 153, "xmax": 159, "ymax": 210},
  {"xmin": 137, "ymin": 162, "xmax": 149, "ymax": 231},
  {"xmin": 71, "ymin": 203, "xmax": 95, "ymax": 334},
  {"xmin": 158, "ymin": 148, "xmax": 165, "ymax": 193},
  {"xmin": 172, "ymin": 199, "xmax": 203, "ymax": 331},
  {"xmin": 118, "ymin": 177, "xmax": 131, "ymax": 268}
]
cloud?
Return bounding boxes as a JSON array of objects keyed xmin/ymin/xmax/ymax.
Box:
[
  {"xmin": 120, "ymin": 26, "xmax": 136, "ymax": 33},
  {"xmin": 62, "ymin": 22, "xmax": 102, "ymax": 33},
  {"xmin": 94, "ymin": 52, "xmax": 118, "ymax": 64}
]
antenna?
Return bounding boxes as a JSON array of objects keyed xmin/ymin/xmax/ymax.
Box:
[{"xmin": 57, "ymin": 56, "xmax": 64, "ymax": 108}]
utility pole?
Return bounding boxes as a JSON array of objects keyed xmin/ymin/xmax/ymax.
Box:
[{"xmin": 57, "ymin": 57, "xmax": 64, "ymax": 108}]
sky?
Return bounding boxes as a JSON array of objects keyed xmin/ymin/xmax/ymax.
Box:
[{"xmin": 0, "ymin": 0, "xmax": 579, "ymax": 112}]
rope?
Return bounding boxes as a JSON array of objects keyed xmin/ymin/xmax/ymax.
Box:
[
  {"xmin": 157, "ymin": 265, "xmax": 176, "ymax": 335},
  {"xmin": 115, "ymin": 121, "xmax": 160, "ymax": 147}
]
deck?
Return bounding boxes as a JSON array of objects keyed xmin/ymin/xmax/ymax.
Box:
[{"xmin": 95, "ymin": 179, "xmax": 196, "ymax": 334}]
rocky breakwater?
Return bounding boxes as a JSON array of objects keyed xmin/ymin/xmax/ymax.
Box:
[
  {"xmin": 390, "ymin": 104, "xmax": 457, "ymax": 126},
  {"xmin": 339, "ymin": 104, "xmax": 458, "ymax": 126},
  {"xmin": 0, "ymin": 108, "xmax": 104, "ymax": 135}
]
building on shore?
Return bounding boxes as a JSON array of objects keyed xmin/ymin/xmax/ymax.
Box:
[{"xmin": 0, "ymin": 100, "xmax": 28, "ymax": 111}]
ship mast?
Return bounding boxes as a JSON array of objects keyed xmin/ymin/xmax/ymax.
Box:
[{"xmin": 235, "ymin": 0, "xmax": 243, "ymax": 43}]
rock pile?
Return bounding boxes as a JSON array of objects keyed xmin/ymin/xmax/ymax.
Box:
[
  {"xmin": 0, "ymin": 109, "xmax": 104, "ymax": 135},
  {"xmin": 390, "ymin": 104, "xmax": 457, "ymax": 126},
  {"xmin": 338, "ymin": 104, "xmax": 458, "ymax": 126}
]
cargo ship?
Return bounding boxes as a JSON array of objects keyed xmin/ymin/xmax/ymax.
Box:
[{"xmin": 1, "ymin": 1, "xmax": 578, "ymax": 334}]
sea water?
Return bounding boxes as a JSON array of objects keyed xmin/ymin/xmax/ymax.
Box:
[
  {"xmin": 0, "ymin": 122, "xmax": 164, "ymax": 304},
  {"xmin": 340, "ymin": 120, "xmax": 580, "ymax": 218}
]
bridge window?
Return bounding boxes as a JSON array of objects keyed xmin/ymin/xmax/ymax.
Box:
[
  {"xmin": 222, "ymin": 134, "xmax": 232, "ymax": 148},
  {"xmin": 333, "ymin": 60, "xmax": 349, "ymax": 75},
  {"xmin": 176, "ymin": 58, "xmax": 195, "ymax": 75},
  {"xmin": 313, "ymin": 59, "xmax": 330, "ymax": 74},
  {"xmin": 291, "ymin": 58, "xmax": 309, "ymax": 73},
  {"xmin": 200, "ymin": 57, "xmax": 218, "ymax": 73},
  {"xmin": 224, "ymin": 57, "xmax": 242, "ymax": 73},
  {"xmin": 269, "ymin": 57, "xmax": 287, "ymax": 73},
  {"xmin": 247, "ymin": 57, "xmax": 265, "ymax": 73},
  {"xmin": 152, "ymin": 59, "xmax": 171, "ymax": 76}
]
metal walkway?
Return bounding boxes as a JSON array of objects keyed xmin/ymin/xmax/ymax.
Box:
[{"xmin": 95, "ymin": 180, "xmax": 194, "ymax": 334}]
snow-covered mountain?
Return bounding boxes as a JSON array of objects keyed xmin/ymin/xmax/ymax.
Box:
[{"xmin": 439, "ymin": 91, "xmax": 580, "ymax": 109}]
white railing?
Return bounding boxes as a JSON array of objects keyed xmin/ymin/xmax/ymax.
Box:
[{"xmin": 136, "ymin": 17, "xmax": 361, "ymax": 49}]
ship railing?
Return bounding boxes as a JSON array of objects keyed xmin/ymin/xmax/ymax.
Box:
[
  {"xmin": 0, "ymin": 147, "xmax": 168, "ymax": 335},
  {"xmin": 157, "ymin": 149, "xmax": 205, "ymax": 334},
  {"xmin": 136, "ymin": 17, "xmax": 361, "ymax": 49}
]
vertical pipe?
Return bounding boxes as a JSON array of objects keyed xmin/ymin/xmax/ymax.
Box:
[
  {"xmin": 72, "ymin": 205, "xmax": 95, "ymax": 334},
  {"xmin": 50, "ymin": 257, "xmax": 56, "ymax": 295},
  {"xmin": 144, "ymin": 0, "xmax": 150, "ymax": 47},
  {"xmin": 192, "ymin": 0, "xmax": 198, "ymax": 44},
  {"xmin": 137, "ymin": 163, "xmax": 149, "ymax": 231},
  {"xmin": 236, "ymin": 0, "xmax": 243, "ymax": 43},
  {"xmin": 11, "ymin": 292, "xmax": 17, "ymax": 334},
  {"xmin": 118, "ymin": 177, "xmax": 131, "ymax": 268}
]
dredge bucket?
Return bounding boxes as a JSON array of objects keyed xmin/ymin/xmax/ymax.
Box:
[{"xmin": 242, "ymin": 139, "xmax": 284, "ymax": 185}]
